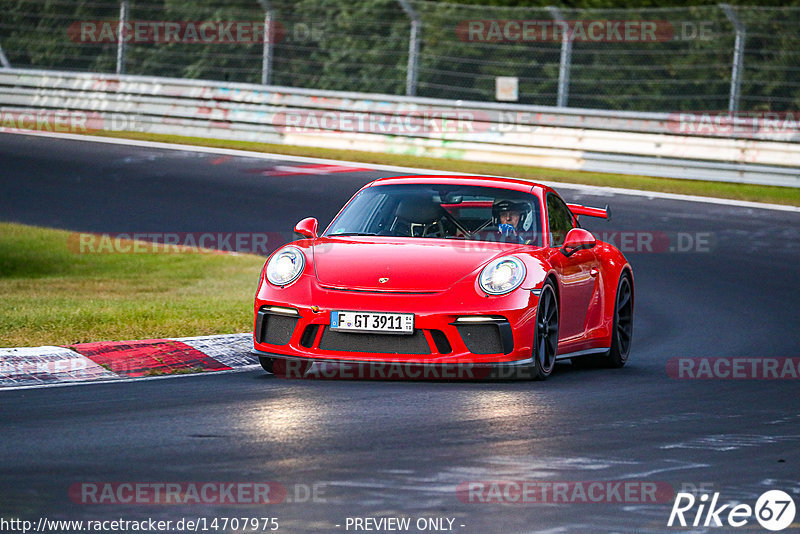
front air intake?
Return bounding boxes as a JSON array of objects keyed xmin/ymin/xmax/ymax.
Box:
[
  {"xmin": 318, "ymin": 328, "xmax": 431, "ymax": 354},
  {"xmin": 256, "ymin": 308, "xmax": 299, "ymax": 346},
  {"xmin": 299, "ymin": 324, "xmax": 320, "ymax": 348},
  {"xmin": 429, "ymin": 329, "xmax": 452, "ymax": 354},
  {"xmin": 456, "ymin": 320, "xmax": 513, "ymax": 355}
]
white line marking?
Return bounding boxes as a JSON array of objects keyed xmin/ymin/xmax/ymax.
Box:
[{"xmin": 5, "ymin": 130, "xmax": 799, "ymax": 213}]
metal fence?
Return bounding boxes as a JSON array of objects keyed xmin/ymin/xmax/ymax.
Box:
[{"xmin": 1, "ymin": 1, "xmax": 799, "ymax": 113}]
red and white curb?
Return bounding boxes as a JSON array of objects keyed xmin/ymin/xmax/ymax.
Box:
[{"xmin": 0, "ymin": 333, "xmax": 257, "ymax": 389}]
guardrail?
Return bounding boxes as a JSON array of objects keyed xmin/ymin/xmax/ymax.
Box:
[{"xmin": 1, "ymin": 68, "xmax": 798, "ymax": 187}]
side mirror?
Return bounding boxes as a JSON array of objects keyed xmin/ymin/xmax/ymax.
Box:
[
  {"xmin": 294, "ymin": 217, "xmax": 318, "ymax": 239},
  {"xmin": 561, "ymin": 228, "xmax": 596, "ymax": 257}
]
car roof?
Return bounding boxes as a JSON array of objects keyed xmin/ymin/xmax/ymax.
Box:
[{"xmin": 367, "ymin": 175, "xmax": 554, "ymax": 197}]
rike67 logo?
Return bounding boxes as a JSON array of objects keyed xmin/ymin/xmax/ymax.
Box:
[{"xmin": 668, "ymin": 490, "xmax": 796, "ymax": 531}]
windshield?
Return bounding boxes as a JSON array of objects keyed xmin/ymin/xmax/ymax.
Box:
[{"xmin": 324, "ymin": 183, "xmax": 542, "ymax": 246}]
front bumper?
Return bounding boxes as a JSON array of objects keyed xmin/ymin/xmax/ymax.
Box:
[{"xmin": 253, "ymin": 275, "xmax": 540, "ymax": 366}]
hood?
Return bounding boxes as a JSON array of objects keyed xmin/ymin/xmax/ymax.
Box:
[{"xmin": 311, "ymin": 237, "xmax": 527, "ymax": 292}]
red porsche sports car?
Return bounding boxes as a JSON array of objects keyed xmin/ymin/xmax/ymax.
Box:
[{"xmin": 253, "ymin": 175, "xmax": 633, "ymax": 380}]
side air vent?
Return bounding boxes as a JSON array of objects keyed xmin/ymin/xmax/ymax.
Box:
[
  {"xmin": 299, "ymin": 324, "xmax": 320, "ymax": 348},
  {"xmin": 429, "ymin": 329, "xmax": 452, "ymax": 354}
]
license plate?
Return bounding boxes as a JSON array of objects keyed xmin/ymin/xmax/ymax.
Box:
[{"xmin": 331, "ymin": 311, "xmax": 414, "ymax": 335}]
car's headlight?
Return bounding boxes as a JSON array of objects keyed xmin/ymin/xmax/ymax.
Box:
[
  {"xmin": 266, "ymin": 246, "xmax": 305, "ymax": 286},
  {"xmin": 479, "ymin": 256, "xmax": 526, "ymax": 295}
]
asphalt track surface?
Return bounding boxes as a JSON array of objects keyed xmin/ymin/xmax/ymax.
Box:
[{"xmin": 1, "ymin": 133, "xmax": 799, "ymax": 533}]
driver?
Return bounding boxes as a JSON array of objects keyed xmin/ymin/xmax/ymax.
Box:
[{"xmin": 492, "ymin": 200, "xmax": 530, "ymax": 241}]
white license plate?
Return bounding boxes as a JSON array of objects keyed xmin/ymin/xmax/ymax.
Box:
[{"xmin": 331, "ymin": 311, "xmax": 414, "ymax": 335}]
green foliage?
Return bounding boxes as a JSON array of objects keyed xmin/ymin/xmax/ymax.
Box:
[
  {"xmin": 0, "ymin": 222, "xmax": 265, "ymax": 347},
  {"xmin": 0, "ymin": 0, "xmax": 798, "ymax": 111}
]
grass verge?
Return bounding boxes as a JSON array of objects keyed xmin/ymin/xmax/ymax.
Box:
[
  {"xmin": 0, "ymin": 222, "xmax": 264, "ymax": 348},
  {"xmin": 94, "ymin": 131, "xmax": 800, "ymax": 207}
]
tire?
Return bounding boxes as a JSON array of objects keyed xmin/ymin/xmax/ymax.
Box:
[
  {"xmin": 602, "ymin": 272, "xmax": 634, "ymax": 368},
  {"xmin": 259, "ymin": 356, "xmax": 275, "ymax": 373},
  {"xmin": 530, "ymin": 280, "xmax": 559, "ymax": 380}
]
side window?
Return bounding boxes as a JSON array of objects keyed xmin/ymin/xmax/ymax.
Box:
[{"xmin": 546, "ymin": 194, "xmax": 575, "ymax": 247}]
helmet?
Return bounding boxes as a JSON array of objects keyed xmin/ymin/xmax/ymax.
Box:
[{"xmin": 492, "ymin": 199, "xmax": 531, "ymax": 229}]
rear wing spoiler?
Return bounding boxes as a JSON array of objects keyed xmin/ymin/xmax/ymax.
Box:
[{"xmin": 567, "ymin": 203, "xmax": 611, "ymax": 220}]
